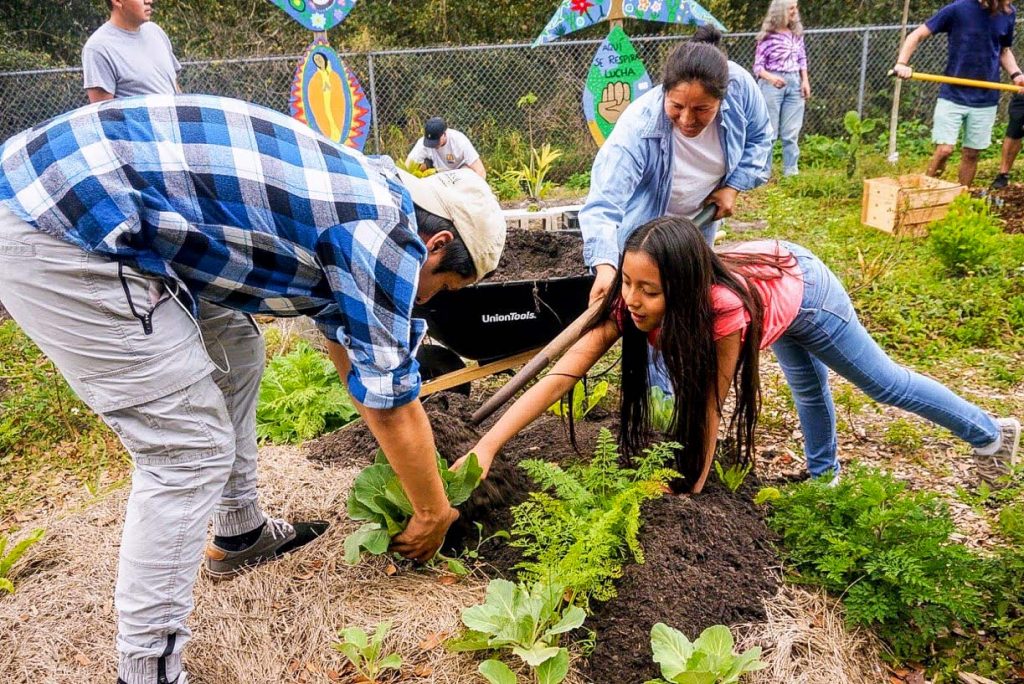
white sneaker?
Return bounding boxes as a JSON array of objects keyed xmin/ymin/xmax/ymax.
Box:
[{"xmin": 973, "ymin": 417, "xmax": 1021, "ymax": 484}]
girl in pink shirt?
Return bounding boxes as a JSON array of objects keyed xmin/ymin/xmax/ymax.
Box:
[{"xmin": 462, "ymin": 217, "xmax": 1019, "ymax": 494}]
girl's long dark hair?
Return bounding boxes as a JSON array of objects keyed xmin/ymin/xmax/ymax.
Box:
[{"xmin": 586, "ymin": 216, "xmax": 793, "ymax": 492}]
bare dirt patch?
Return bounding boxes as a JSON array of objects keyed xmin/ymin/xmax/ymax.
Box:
[
  {"xmin": 986, "ymin": 182, "xmax": 1024, "ymax": 234},
  {"xmin": 486, "ymin": 228, "xmax": 587, "ymax": 283}
]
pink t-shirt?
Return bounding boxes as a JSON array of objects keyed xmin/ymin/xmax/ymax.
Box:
[
  {"xmin": 614, "ymin": 241, "xmax": 804, "ymax": 349},
  {"xmin": 711, "ymin": 241, "xmax": 804, "ymax": 348}
]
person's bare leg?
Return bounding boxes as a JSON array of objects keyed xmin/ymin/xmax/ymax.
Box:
[
  {"xmin": 1000, "ymin": 138, "xmax": 1023, "ymax": 174},
  {"xmin": 959, "ymin": 147, "xmax": 981, "ymax": 187},
  {"xmin": 928, "ymin": 144, "xmax": 955, "ymax": 178}
]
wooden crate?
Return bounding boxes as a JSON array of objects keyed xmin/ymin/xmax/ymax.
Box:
[{"xmin": 861, "ymin": 174, "xmax": 965, "ymax": 236}]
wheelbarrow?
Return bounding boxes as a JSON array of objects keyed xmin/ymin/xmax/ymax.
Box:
[{"xmin": 413, "ymin": 230, "xmax": 594, "ymax": 397}]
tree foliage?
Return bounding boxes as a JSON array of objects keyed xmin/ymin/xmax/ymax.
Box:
[{"xmin": 0, "ymin": 0, "xmax": 953, "ymax": 68}]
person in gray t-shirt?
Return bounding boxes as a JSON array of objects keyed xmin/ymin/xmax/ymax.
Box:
[{"xmin": 82, "ymin": 0, "xmax": 181, "ymax": 102}]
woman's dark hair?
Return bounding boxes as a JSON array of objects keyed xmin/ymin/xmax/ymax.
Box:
[
  {"xmin": 585, "ymin": 216, "xmax": 793, "ymax": 493},
  {"xmin": 414, "ymin": 206, "xmax": 476, "ymax": 279},
  {"xmin": 662, "ymin": 26, "xmax": 729, "ymax": 99}
]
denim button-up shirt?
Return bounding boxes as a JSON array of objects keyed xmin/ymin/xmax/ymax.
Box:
[{"xmin": 580, "ymin": 61, "xmax": 773, "ymax": 268}]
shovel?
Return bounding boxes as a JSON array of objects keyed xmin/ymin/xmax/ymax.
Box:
[
  {"xmin": 470, "ymin": 202, "xmax": 719, "ymax": 425},
  {"xmin": 890, "ymin": 68, "xmax": 1024, "ymax": 93}
]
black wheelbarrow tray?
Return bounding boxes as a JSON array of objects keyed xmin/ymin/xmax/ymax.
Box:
[{"xmin": 412, "ymin": 271, "xmax": 594, "ymax": 396}]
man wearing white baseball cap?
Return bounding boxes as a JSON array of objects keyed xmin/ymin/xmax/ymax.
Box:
[{"xmin": 0, "ymin": 94, "xmax": 504, "ymax": 684}]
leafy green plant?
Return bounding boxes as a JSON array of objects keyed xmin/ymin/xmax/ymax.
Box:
[
  {"xmin": 503, "ymin": 143, "xmax": 563, "ymax": 202},
  {"xmin": 0, "ymin": 527, "xmax": 44, "ymax": 594},
  {"xmin": 998, "ymin": 502, "xmax": 1024, "ymax": 543},
  {"xmin": 649, "ymin": 386, "xmax": 675, "ymax": 433},
  {"xmin": 714, "ymin": 461, "xmax": 753, "ymax": 493},
  {"xmin": 449, "ymin": 579, "xmax": 584, "ymax": 684},
  {"xmin": 344, "ymin": 450, "xmax": 482, "ymax": 564},
  {"xmin": 548, "ymin": 379, "xmax": 607, "ymax": 421},
  {"xmin": 255, "ymin": 342, "xmax": 358, "ymax": 444},
  {"xmin": 883, "ymin": 418, "xmax": 924, "ymax": 454},
  {"xmin": 511, "ymin": 429, "xmax": 678, "ymax": 605},
  {"xmin": 842, "ymin": 111, "xmax": 877, "ymax": 179},
  {"xmin": 644, "ymin": 623, "xmax": 765, "ymax": 684},
  {"xmin": 764, "ymin": 465, "xmax": 988, "ymax": 661},
  {"xmin": 928, "ymin": 195, "xmax": 1002, "ymax": 277},
  {"xmin": 394, "ymin": 157, "xmax": 438, "ymax": 178},
  {"xmin": 331, "ymin": 621, "xmax": 402, "ymax": 683},
  {"xmin": 798, "ymin": 133, "xmax": 847, "ymax": 169},
  {"xmin": 564, "ymin": 171, "xmax": 591, "ymax": 192}
]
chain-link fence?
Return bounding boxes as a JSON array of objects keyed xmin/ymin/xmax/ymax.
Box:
[{"xmin": 0, "ymin": 24, "xmax": 1019, "ymax": 176}]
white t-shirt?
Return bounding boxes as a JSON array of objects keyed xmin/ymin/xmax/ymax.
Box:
[
  {"xmin": 665, "ymin": 121, "xmax": 726, "ymax": 219},
  {"xmin": 82, "ymin": 21, "xmax": 180, "ymax": 97},
  {"xmin": 406, "ymin": 128, "xmax": 480, "ymax": 172}
]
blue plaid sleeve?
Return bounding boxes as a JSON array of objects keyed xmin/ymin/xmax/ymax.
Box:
[{"xmin": 314, "ymin": 215, "xmax": 428, "ymax": 410}]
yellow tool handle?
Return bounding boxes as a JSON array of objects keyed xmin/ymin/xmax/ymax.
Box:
[{"xmin": 891, "ymin": 69, "xmax": 1024, "ymax": 93}]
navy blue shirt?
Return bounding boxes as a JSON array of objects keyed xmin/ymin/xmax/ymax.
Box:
[{"xmin": 926, "ymin": 0, "xmax": 1016, "ymax": 107}]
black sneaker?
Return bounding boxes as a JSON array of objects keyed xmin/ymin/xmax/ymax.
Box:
[
  {"xmin": 991, "ymin": 172, "xmax": 1010, "ymax": 190},
  {"xmin": 205, "ymin": 518, "xmax": 329, "ymax": 577}
]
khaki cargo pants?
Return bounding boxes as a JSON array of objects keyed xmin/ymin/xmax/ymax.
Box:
[{"xmin": 0, "ymin": 206, "xmax": 268, "ymax": 684}]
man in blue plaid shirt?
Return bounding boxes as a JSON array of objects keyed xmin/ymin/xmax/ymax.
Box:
[{"xmin": 0, "ymin": 94, "xmax": 506, "ymax": 684}]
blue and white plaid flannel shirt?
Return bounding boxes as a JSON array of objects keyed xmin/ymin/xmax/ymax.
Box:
[{"xmin": 0, "ymin": 94, "xmax": 428, "ymax": 409}]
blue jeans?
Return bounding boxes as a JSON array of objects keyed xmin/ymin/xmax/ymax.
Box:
[
  {"xmin": 771, "ymin": 243, "xmax": 1000, "ymax": 477},
  {"xmin": 760, "ymin": 72, "xmax": 806, "ymax": 176}
]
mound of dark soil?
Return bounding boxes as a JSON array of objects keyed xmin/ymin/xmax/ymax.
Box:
[
  {"xmin": 580, "ymin": 479, "xmax": 779, "ymax": 683},
  {"xmin": 486, "ymin": 229, "xmax": 587, "ymax": 283}
]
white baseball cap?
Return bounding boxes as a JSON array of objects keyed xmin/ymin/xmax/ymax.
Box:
[{"xmin": 398, "ymin": 168, "xmax": 506, "ymax": 282}]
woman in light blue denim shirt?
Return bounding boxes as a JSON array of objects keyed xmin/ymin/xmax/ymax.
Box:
[{"xmin": 581, "ymin": 26, "xmax": 773, "ymax": 305}]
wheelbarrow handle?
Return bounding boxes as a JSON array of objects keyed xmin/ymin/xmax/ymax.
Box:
[{"xmin": 469, "ymin": 202, "xmax": 720, "ymax": 426}]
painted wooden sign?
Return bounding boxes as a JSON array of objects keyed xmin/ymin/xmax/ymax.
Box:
[
  {"xmin": 290, "ymin": 39, "xmax": 371, "ymax": 151},
  {"xmin": 266, "ymin": 0, "xmax": 357, "ymax": 31},
  {"xmin": 622, "ymin": 0, "xmax": 726, "ymax": 31},
  {"xmin": 534, "ymin": 0, "xmax": 724, "ymax": 46},
  {"xmin": 582, "ymin": 26, "xmax": 652, "ymax": 145}
]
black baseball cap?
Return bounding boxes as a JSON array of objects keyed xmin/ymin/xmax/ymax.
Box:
[{"xmin": 423, "ymin": 117, "xmax": 447, "ymax": 148}]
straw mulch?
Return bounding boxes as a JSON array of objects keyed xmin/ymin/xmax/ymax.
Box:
[
  {"xmin": 739, "ymin": 585, "xmax": 889, "ymax": 684},
  {"xmin": 1, "ymin": 443, "xmax": 885, "ymax": 683}
]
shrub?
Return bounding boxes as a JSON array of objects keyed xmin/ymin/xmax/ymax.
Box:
[
  {"xmin": 763, "ymin": 465, "xmax": 987, "ymax": 661},
  {"xmin": 255, "ymin": 342, "xmax": 358, "ymax": 444},
  {"xmin": 928, "ymin": 195, "xmax": 1002, "ymax": 276}
]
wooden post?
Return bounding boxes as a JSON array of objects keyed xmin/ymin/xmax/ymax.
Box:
[{"xmin": 887, "ymin": 0, "xmax": 913, "ymax": 164}]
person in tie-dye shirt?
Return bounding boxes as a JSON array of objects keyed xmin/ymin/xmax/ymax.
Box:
[{"xmin": 754, "ymin": 0, "xmax": 811, "ymax": 176}]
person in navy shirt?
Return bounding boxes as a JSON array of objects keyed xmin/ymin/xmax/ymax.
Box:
[{"xmin": 893, "ymin": 0, "xmax": 1024, "ymax": 187}]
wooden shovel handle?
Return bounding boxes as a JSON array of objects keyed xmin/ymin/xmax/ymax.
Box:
[{"xmin": 470, "ymin": 300, "xmax": 602, "ymax": 425}]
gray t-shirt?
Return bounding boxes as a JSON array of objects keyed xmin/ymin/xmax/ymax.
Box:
[
  {"xmin": 406, "ymin": 128, "xmax": 481, "ymax": 172},
  {"xmin": 82, "ymin": 21, "xmax": 181, "ymax": 97}
]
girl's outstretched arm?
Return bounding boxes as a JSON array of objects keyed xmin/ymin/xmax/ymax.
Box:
[
  {"xmin": 456, "ymin": 319, "xmax": 621, "ymax": 478},
  {"xmin": 691, "ymin": 331, "xmax": 742, "ymax": 494}
]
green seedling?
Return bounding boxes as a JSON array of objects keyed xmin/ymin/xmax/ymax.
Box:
[
  {"xmin": 714, "ymin": 461, "xmax": 753, "ymax": 493},
  {"xmin": 344, "ymin": 450, "xmax": 482, "ymax": 564},
  {"xmin": 331, "ymin": 621, "xmax": 402, "ymax": 683},
  {"xmin": 0, "ymin": 527, "xmax": 44, "ymax": 594},
  {"xmin": 548, "ymin": 379, "xmax": 608, "ymax": 422},
  {"xmin": 449, "ymin": 579, "xmax": 584, "ymax": 684},
  {"xmin": 430, "ymin": 522, "xmax": 511, "ymax": 577},
  {"xmin": 644, "ymin": 623, "xmax": 765, "ymax": 684}
]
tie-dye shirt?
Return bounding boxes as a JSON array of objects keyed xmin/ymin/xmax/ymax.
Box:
[{"xmin": 753, "ymin": 31, "xmax": 808, "ymax": 76}]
